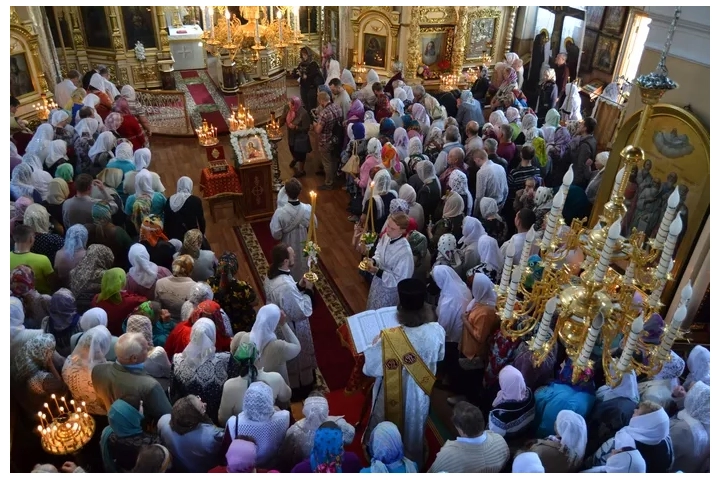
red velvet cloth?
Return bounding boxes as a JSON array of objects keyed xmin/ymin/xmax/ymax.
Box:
[{"xmin": 199, "ymin": 166, "xmax": 242, "ymax": 198}]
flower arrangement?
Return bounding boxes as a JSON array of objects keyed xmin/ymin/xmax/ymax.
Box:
[
  {"xmin": 302, "ymin": 240, "xmax": 321, "ymax": 258},
  {"xmin": 437, "ymin": 59, "xmax": 451, "ymax": 73},
  {"xmin": 134, "ymin": 41, "xmax": 146, "ymax": 62},
  {"xmin": 360, "ymin": 231, "xmax": 378, "ymax": 246}
]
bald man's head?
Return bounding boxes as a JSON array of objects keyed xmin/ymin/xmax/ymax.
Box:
[
  {"xmin": 448, "ymin": 147, "xmax": 465, "ymax": 165},
  {"xmin": 466, "ymin": 121, "xmax": 480, "ymax": 137}
]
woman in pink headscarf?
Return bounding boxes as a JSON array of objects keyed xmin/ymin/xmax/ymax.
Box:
[
  {"xmin": 286, "ymin": 96, "xmax": 312, "ymax": 177},
  {"xmin": 488, "ymin": 365, "xmax": 536, "ymax": 439}
]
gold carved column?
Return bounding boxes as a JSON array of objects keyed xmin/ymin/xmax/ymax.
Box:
[
  {"xmin": 108, "ymin": 8, "xmax": 124, "ymax": 52},
  {"xmin": 157, "ymin": 7, "xmax": 170, "ymax": 53},
  {"xmin": 504, "ymin": 6, "xmax": 518, "ymax": 54},
  {"xmin": 69, "ymin": 8, "xmax": 89, "ymax": 74},
  {"xmin": 451, "ymin": 6, "xmax": 469, "ymax": 75},
  {"xmin": 405, "ymin": 6, "xmax": 421, "ymax": 82}
]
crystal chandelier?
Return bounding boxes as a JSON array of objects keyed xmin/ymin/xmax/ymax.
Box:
[{"xmin": 499, "ymin": 7, "xmax": 691, "ymax": 387}]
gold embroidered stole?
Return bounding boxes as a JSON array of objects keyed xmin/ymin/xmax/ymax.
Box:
[{"xmin": 381, "ymin": 326, "xmax": 436, "ymax": 434}]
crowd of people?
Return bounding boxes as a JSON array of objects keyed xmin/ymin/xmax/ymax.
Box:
[{"xmin": 9, "ymin": 48, "xmax": 709, "ymax": 474}]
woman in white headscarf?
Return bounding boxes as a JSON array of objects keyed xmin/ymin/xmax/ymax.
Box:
[
  {"xmin": 76, "ymin": 92, "xmax": 106, "ymax": 125},
  {"xmin": 457, "ymin": 216, "xmax": 483, "ymax": 276},
  {"xmin": 87, "ymin": 73, "xmax": 112, "ymax": 118},
  {"xmin": 340, "ymin": 69, "xmax": 357, "ymax": 96},
  {"xmin": 360, "ymin": 69, "xmax": 381, "ymax": 108},
  {"xmin": 637, "ymin": 350, "xmax": 686, "ymax": 410},
  {"xmin": 363, "ymin": 110, "xmax": 380, "ymax": 139},
  {"xmin": 512, "ymin": 452, "xmax": 545, "ymax": 473},
  {"xmin": 44, "ymin": 139, "xmax": 69, "ymax": 176},
  {"xmin": 50, "ymin": 109, "xmax": 74, "ymax": 142},
  {"xmin": 279, "ymin": 393, "xmax": 356, "ymax": 470},
  {"xmin": 582, "ymin": 448, "xmax": 647, "ymax": 473},
  {"xmin": 68, "ymin": 307, "xmax": 118, "ymax": 361},
  {"xmin": 560, "ymin": 83, "xmax": 582, "ymax": 122},
  {"xmin": 432, "ymin": 265, "xmax": 472, "ymax": 348},
  {"xmin": 457, "ymin": 271, "xmax": 498, "ymax": 386},
  {"xmin": 324, "ymin": 58, "xmax": 341, "ymax": 86},
  {"xmin": 9, "ymin": 296, "xmax": 44, "ymax": 361},
  {"xmin": 233, "ymin": 304, "xmax": 301, "ymax": 386},
  {"xmin": 519, "ymin": 112, "xmax": 543, "ymax": 144},
  {"xmin": 126, "ymin": 243, "xmax": 171, "ymax": 300},
  {"xmin": 24, "ymin": 204, "xmax": 64, "ymax": 264},
  {"xmin": 125, "ymin": 314, "xmax": 172, "ymax": 386},
  {"xmin": 120, "ymin": 84, "xmax": 152, "ymax": 135},
  {"xmin": 586, "ymin": 369, "xmax": 639, "ymax": 455},
  {"xmin": 389, "ymin": 99, "xmax": 404, "ymax": 127},
  {"xmin": 393, "ymin": 127, "xmax": 409, "ymax": 162},
  {"xmin": 87, "ymin": 130, "xmax": 117, "ymax": 174},
  {"xmin": 585, "ymin": 151, "xmax": 609, "ymax": 203},
  {"xmin": 415, "ymin": 159, "xmax": 442, "ymax": 224},
  {"xmin": 398, "ymin": 183, "xmax": 425, "ymax": 230},
  {"xmin": 456, "ymin": 89, "xmax": 484, "ymax": 134},
  {"xmin": 170, "ymin": 318, "xmax": 232, "ymax": 424},
  {"xmin": 25, "ymin": 123, "xmax": 54, "ymax": 159},
  {"xmin": 684, "ymin": 345, "xmax": 710, "ymax": 388},
  {"xmin": 528, "ymin": 409, "xmax": 587, "ymax": 472},
  {"xmin": 360, "ymin": 169, "xmax": 396, "ymax": 234},
  {"xmin": 61, "ymin": 324, "xmax": 112, "ymax": 415},
  {"xmin": 124, "ymin": 169, "xmax": 167, "ymax": 232},
  {"xmin": 670, "ymin": 381, "xmax": 710, "ymax": 473},
  {"xmin": 21, "ymin": 153, "xmax": 53, "ymax": 201},
  {"xmin": 433, "ymin": 233, "xmax": 463, "ymax": 276},
  {"xmin": 478, "ymin": 197, "xmax": 508, "ymax": 247},
  {"xmin": 164, "ymin": 176, "xmax": 206, "ymax": 242},
  {"xmin": 449, "ymin": 170, "xmax": 473, "ymax": 217},
  {"xmin": 123, "ymin": 147, "xmax": 152, "ymax": 195}
]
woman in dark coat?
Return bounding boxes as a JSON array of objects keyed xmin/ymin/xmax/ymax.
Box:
[{"xmin": 294, "ymin": 47, "xmax": 323, "ymax": 112}]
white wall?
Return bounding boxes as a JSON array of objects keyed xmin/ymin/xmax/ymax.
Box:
[{"xmin": 643, "ymin": 6, "xmax": 710, "ymax": 67}]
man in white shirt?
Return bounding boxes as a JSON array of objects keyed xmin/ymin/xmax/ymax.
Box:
[
  {"xmin": 328, "ymin": 77, "xmax": 351, "ymax": 118},
  {"xmin": 472, "ymin": 148, "xmax": 508, "ymax": 216},
  {"xmin": 54, "ymin": 70, "xmax": 81, "ymax": 109},
  {"xmin": 500, "ymin": 208, "xmax": 536, "ymax": 265},
  {"xmin": 98, "ymin": 65, "xmax": 120, "ymax": 99}
]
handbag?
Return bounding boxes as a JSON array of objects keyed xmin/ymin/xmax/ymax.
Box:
[
  {"xmin": 341, "ymin": 141, "xmax": 360, "ymax": 176},
  {"xmin": 293, "ymin": 132, "xmax": 311, "ymax": 154}
]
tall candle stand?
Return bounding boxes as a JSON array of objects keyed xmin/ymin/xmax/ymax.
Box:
[
  {"xmin": 303, "ymin": 191, "xmax": 320, "ymax": 283},
  {"xmin": 266, "ymin": 111, "xmax": 284, "ymax": 192}
]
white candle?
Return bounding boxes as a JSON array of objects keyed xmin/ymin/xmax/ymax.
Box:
[
  {"xmin": 225, "ymin": 9, "xmax": 231, "ymax": 43},
  {"xmin": 532, "ymin": 297, "xmax": 558, "ymax": 350},
  {"xmin": 577, "ymin": 312, "xmax": 604, "ymax": 367},
  {"xmin": 518, "ymin": 226, "xmax": 536, "ymax": 270},
  {"xmin": 611, "ymin": 166, "xmax": 625, "ymax": 198},
  {"xmin": 278, "ymin": 11, "xmax": 283, "ymax": 43},
  {"xmin": 648, "ymin": 258, "xmax": 674, "ymax": 307},
  {"xmin": 498, "ymin": 240, "xmax": 516, "ymax": 294},
  {"xmin": 541, "ymin": 190, "xmax": 565, "ymax": 249},
  {"xmin": 592, "ymin": 219, "xmax": 621, "ymax": 283},
  {"xmin": 654, "ymin": 187, "xmax": 680, "ymax": 247},
  {"xmin": 657, "ymin": 215, "xmax": 682, "ymax": 276},
  {"xmin": 658, "ymin": 305, "xmax": 687, "ymax": 359},
  {"xmin": 623, "ymin": 261, "xmax": 636, "ymax": 285},
  {"xmin": 680, "ymin": 280, "xmax": 693, "ymax": 306},
  {"xmin": 503, "ymin": 266, "xmax": 523, "ymax": 320},
  {"xmin": 561, "ymin": 165, "xmax": 574, "ymax": 198},
  {"xmin": 617, "ymin": 313, "xmax": 644, "ymax": 372}
]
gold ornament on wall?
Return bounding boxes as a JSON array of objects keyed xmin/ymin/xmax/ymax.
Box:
[
  {"xmin": 451, "ymin": 7, "xmax": 469, "ymax": 75},
  {"xmin": 465, "ymin": 8, "xmax": 501, "ymax": 64}
]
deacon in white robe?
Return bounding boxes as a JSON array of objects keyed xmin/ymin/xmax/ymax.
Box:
[
  {"xmin": 362, "ymin": 278, "xmax": 445, "ymax": 465},
  {"xmin": 263, "ymin": 243, "xmax": 317, "ymax": 390},
  {"xmin": 365, "ymin": 213, "xmax": 414, "ymax": 310},
  {"xmin": 269, "ymin": 179, "xmax": 316, "ymax": 282}
]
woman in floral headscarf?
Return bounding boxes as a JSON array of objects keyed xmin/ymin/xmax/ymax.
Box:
[
  {"xmin": 12, "ymin": 334, "xmax": 67, "ymax": 417},
  {"xmin": 280, "ymin": 393, "xmax": 356, "ymax": 470},
  {"xmin": 69, "ymin": 243, "xmax": 115, "ymax": 314},
  {"xmin": 90, "ymin": 268, "xmax": 147, "ymax": 335},
  {"xmin": 176, "ymin": 229, "xmax": 216, "ymax": 281},
  {"xmin": 207, "ymin": 252, "xmax": 257, "ymax": 334},
  {"xmin": 62, "ymin": 324, "xmax": 113, "ymax": 415},
  {"xmin": 291, "ymin": 421, "xmax": 362, "ymax": 473},
  {"xmin": 361, "ymin": 421, "xmax": 417, "ymax": 473},
  {"xmin": 170, "ymin": 318, "xmax": 233, "ymax": 425},
  {"xmin": 154, "ymin": 254, "xmax": 196, "ymax": 322},
  {"xmin": 41, "ymin": 288, "xmax": 82, "ymax": 357},
  {"xmin": 139, "ymin": 214, "xmax": 176, "ymax": 269},
  {"xmin": 85, "ymin": 202, "xmax": 133, "ymax": 270},
  {"xmin": 11, "ymin": 265, "xmax": 51, "ymax": 328}
]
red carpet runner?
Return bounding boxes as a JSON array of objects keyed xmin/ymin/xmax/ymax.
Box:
[
  {"xmin": 234, "ymin": 221, "xmax": 356, "ymax": 392},
  {"xmin": 174, "ymin": 70, "xmax": 236, "ymax": 134}
]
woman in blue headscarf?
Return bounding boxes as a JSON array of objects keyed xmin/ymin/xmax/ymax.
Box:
[
  {"xmin": 361, "ymin": 421, "xmax": 418, "ymax": 473},
  {"xmin": 533, "ymin": 357, "xmax": 596, "ymax": 439},
  {"xmin": 291, "ymin": 421, "xmax": 362, "ymax": 473},
  {"xmin": 41, "ymin": 288, "xmax": 81, "ymax": 357},
  {"xmin": 101, "ymin": 399, "xmax": 159, "ymax": 472}
]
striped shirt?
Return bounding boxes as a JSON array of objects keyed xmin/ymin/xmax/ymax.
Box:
[{"xmin": 428, "ymin": 431, "xmax": 510, "ymax": 473}]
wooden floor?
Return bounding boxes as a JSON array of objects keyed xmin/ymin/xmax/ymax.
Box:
[{"xmin": 151, "ymin": 129, "xmax": 369, "ymax": 315}]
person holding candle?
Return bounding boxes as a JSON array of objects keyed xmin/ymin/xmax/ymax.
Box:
[
  {"xmin": 62, "ymin": 325, "xmax": 113, "ymax": 415},
  {"xmin": 269, "ymin": 179, "xmax": 316, "ymax": 282}
]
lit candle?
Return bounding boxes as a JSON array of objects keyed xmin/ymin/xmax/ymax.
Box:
[
  {"xmin": 648, "ymin": 258, "xmax": 673, "ymax": 307},
  {"xmin": 308, "ymin": 191, "xmax": 317, "ymax": 242},
  {"xmin": 38, "ymin": 412, "xmax": 47, "ymax": 428},
  {"xmin": 503, "ymin": 266, "xmax": 523, "ymax": 320},
  {"xmin": 51, "ymin": 394, "xmax": 61, "ymax": 411},
  {"xmin": 616, "ymin": 313, "xmax": 644, "ymax": 372},
  {"xmin": 225, "ymin": 9, "xmax": 231, "ymax": 43},
  {"xmin": 561, "ymin": 165, "xmax": 574, "ymax": 198},
  {"xmin": 540, "ymin": 190, "xmax": 565, "ymax": 250},
  {"xmin": 611, "ymin": 166, "xmax": 625, "ymax": 198},
  {"xmin": 656, "ymin": 214, "xmax": 682, "ymax": 277},
  {"xmin": 61, "ymin": 397, "xmax": 69, "ymax": 412},
  {"xmin": 658, "ymin": 304, "xmax": 687, "ymax": 359},
  {"xmin": 532, "ymin": 297, "xmax": 558, "ymax": 350},
  {"xmin": 654, "ymin": 187, "xmax": 680, "ymax": 247},
  {"xmin": 518, "ymin": 226, "xmax": 536, "ymax": 270},
  {"xmin": 576, "ymin": 312, "xmax": 604, "ymax": 367},
  {"xmin": 498, "ymin": 240, "xmax": 516, "ymax": 294},
  {"xmin": 592, "ymin": 219, "xmax": 621, "ymax": 283},
  {"xmin": 44, "ymin": 403, "xmax": 52, "ymax": 417}
]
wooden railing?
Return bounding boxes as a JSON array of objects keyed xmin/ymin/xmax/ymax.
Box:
[
  {"xmin": 134, "ymin": 89, "xmax": 194, "ymax": 137},
  {"xmin": 237, "ymin": 71, "xmax": 288, "ymax": 126}
]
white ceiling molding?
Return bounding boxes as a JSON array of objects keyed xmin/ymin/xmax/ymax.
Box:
[{"xmin": 643, "ymin": 6, "xmax": 709, "ymax": 67}]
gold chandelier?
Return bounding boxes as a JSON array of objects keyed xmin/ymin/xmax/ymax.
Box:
[{"xmin": 499, "ymin": 8, "xmax": 689, "ymax": 387}]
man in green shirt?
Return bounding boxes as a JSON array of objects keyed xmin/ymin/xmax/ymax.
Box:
[{"xmin": 10, "ymin": 224, "xmax": 55, "ymax": 294}]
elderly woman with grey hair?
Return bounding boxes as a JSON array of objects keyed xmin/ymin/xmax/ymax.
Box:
[{"xmin": 585, "ymin": 151, "xmax": 610, "ymax": 203}]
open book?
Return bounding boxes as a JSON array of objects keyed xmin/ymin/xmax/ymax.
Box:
[{"xmin": 347, "ymin": 307, "xmax": 400, "ymax": 353}]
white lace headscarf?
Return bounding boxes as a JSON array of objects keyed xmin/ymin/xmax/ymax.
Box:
[
  {"xmin": 521, "ymin": 113, "xmax": 541, "ymax": 142},
  {"xmin": 599, "ymin": 449, "xmax": 646, "ymax": 473},
  {"xmin": 489, "ymin": 110, "xmax": 508, "ymax": 131},
  {"xmin": 505, "ymin": 107, "xmax": 521, "ymax": 124},
  {"xmin": 79, "ymin": 307, "xmax": 108, "ymax": 332},
  {"xmin": 170, "ymin": 177, "xmax": 193, "ymax": 212},
  {"xmin": 553, "ymin": 410, "xmax": 587, "ymax": 464},
  {"xmin": 24, "ymin": 203, "xmax": 51, "ymax": 234},
  {"xmin": 114, "ymin": 141, "xmax": 134, "ymax": 161},
  {"xmin": 432, "ymin": 265, "xmax": 472, "ymax": 340},
  {"xmin": 369, "ymin": 169, "xmax": 394, "ymax": 219},
  {"xmin": 22, "ymin": 154, "xmax": 52, "ymax": 200},
  {"xmin": 181, "ymin": 318, "xmax": 216, "ymax": 368},
  {"xmin": 393, "ymin": 128, "xmax": 409, "ymax": 161},
  {"xmin": 449, "ymin": 170, "xmax": 473, "ymax": 216},
  {"xmin": 74, "ymin": 117, "xmax": 100, "ymax": 137},
  {"xmin": 302, "ymin": 396, "xmax": 330, "ymax": 432},
  {"xmin": 393, "ymin": 87, "xmax": 408, "ymax": 102},
  {"xmin": 466, "ymin": 270, "xmax": 497, "ymax": 311},
  {"xmin": 597, "ymin": 369, "xmax": 640, "ymax": 403},
  {"xmin": 416, "ymin": 159, "xmax": 440, "ymax": 192},
  {"xmin": 249, "ymin": 304, "xmax": 281, "ymax": 357},
  {"xmin": 677, "ymin": 381, "xmax": 710, "ymax": 458},
  {"xmin": 181, "ymin": 282, "xmax": 215, "ymax": 321},
  {"xmin": 324, "ymin": 59, "xmax": 341, "ymax": 86},
  {"xmin": 25, "ymin": 124, "xmax": 54, "ymax": 158},
  {"xmin": 128, "ymin": 243, "xmax": 159, "ymax": 289},
  {"xmin": 87, "ymin": 131, "xmax": 116, "ymax": 161},
  {"xmin": 242, "ymin": 381, "xmax": 275, "ymax": 421},
  {"xmin": 50, "ymin": 109, "xmax": 70, "ymax": 128},
  {"xmin": 360, "ymin": 69, "xmax": 380, "ymax": 105},
  {"xmin": 65, "ymin": 324, "xmax": 112, "ymax": 373},
  {"xmin": 459, "ymin": 216, "xmax": 485, "ymax": 250},
  {"xmin": 389, "ymin": 99, "xmax": 404, "ymax": 116},
  {"xmin": 685, "ymin": 345, "xmax": 710, "ymax": 387}
]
